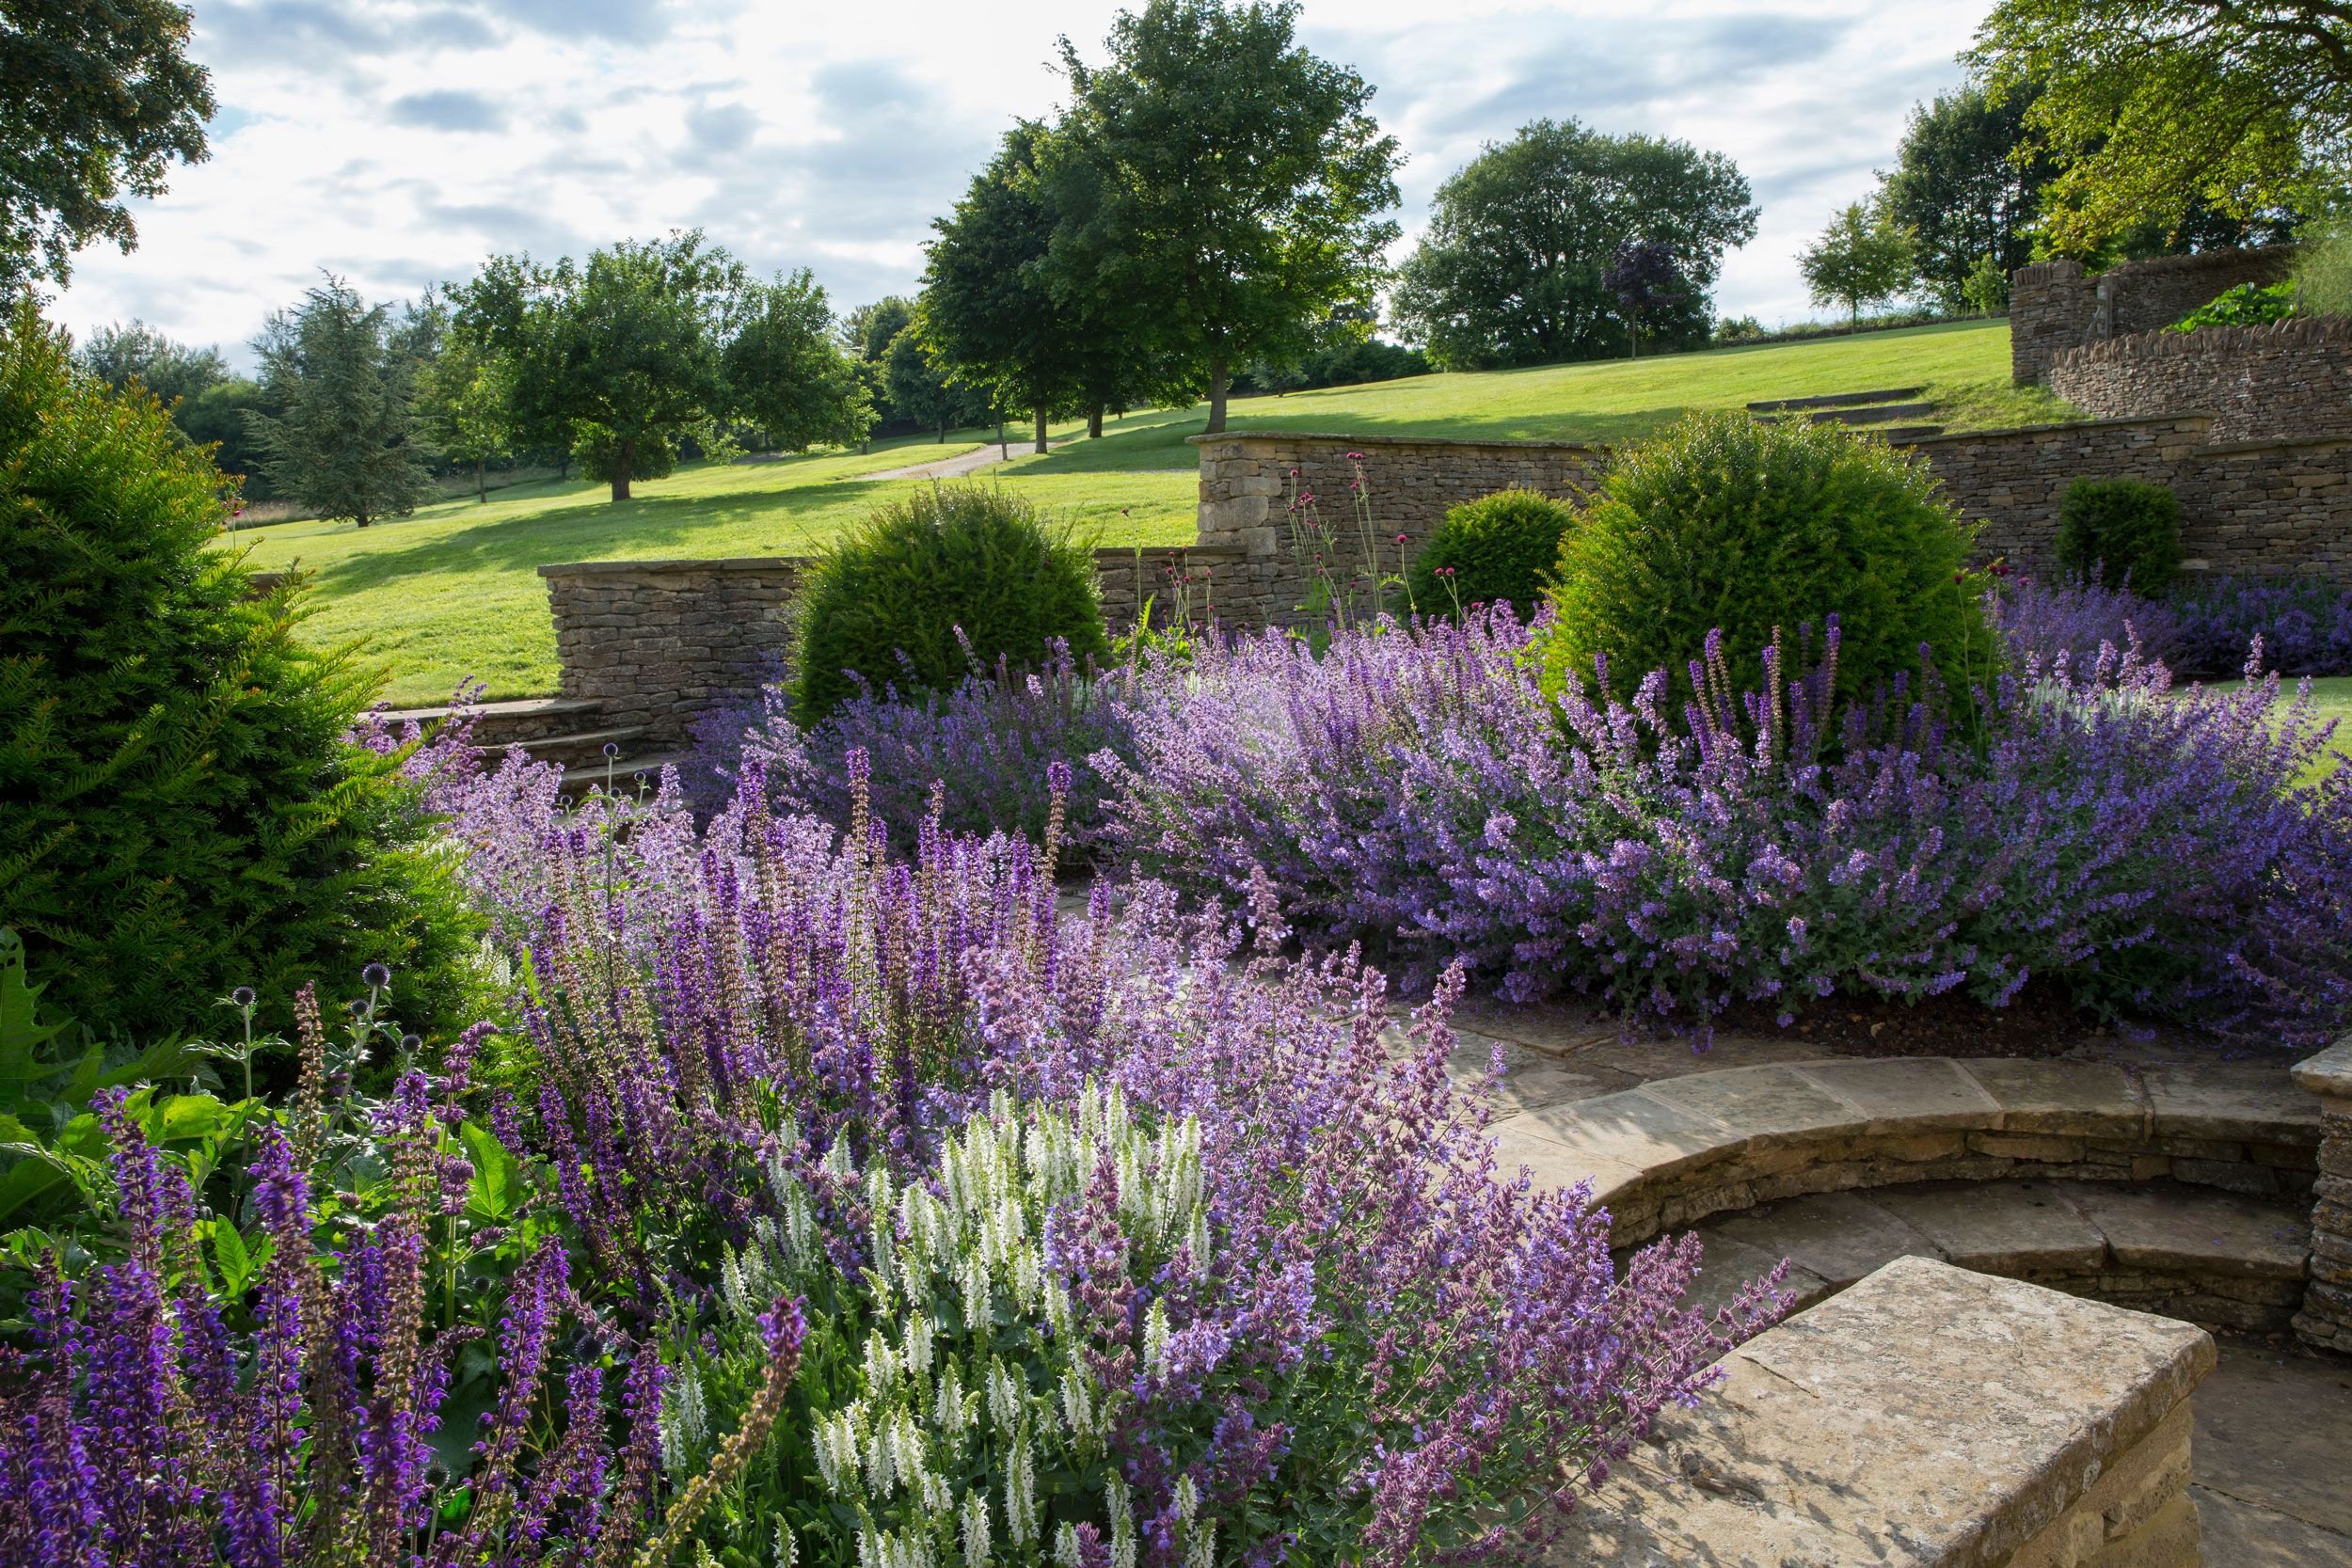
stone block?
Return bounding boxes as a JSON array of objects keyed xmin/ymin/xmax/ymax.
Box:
[
  {"xmin": 1638, "ymin": 1064, "xmax": 1864, "ymax": 1148},
  {"xmin": 1960, "ymin": 1060, "xmax": 2145, "ymax": 1137},
  {"xmin": 1494, "ymin": 1087, "xmax": 1736, "ymax": 1186},
  {"xmin": 1543, "ymin": 1258, "xmax": 2213, "ymax": 1568},
  {"xmin": 1791, "ymin": 1057, "xmax": 2004, "ymax": 1131},
  {"xmin": 2169, "ymin": 1156, "xmax": 2281, "ymax": 1196},
  {"xmin": 1972, "ymin": 1131, "xmax": 2088, "ymax": 1163},
  {"xmin": 2141, "ymin": 1064, "xmax": 2320, "ymax": 1146},
  {"xmin": 2058, "ymin": 1180, "xmax": 2312, "ymax": 1280},
  {"xmin": 1869, "ymin": 1180, "xmax": 2109, "ymax": 1275},
  {"xmin": 1706, "ymin": 1191, "xmax": 1943, "ymax": 1288}
]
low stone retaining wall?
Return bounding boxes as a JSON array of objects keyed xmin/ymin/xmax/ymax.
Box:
[
  {"xmin": 542, "ymin": 557, "xmax": 807, "ymax": 741},
  {"xmin": 2050, "ymin": 316, "xmax": 2352, "ymax": 443},
  {"xmin": 1549, "ymin": 1255, "xmax": 2213, "ymax": 1566},
  {"xmin": 2291, "ymin": 1038, "xmax": 2352, "ymax": 1353}
]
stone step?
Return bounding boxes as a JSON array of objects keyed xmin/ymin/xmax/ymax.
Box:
[
  {"xmin": 510, "ymin": 725, "xmax": 652, "ymax": 769},
  {"xmin": 1804, "ymin": 400, "xmax": 1936, "ymax": 426},
  {"xmin": 380, "ymin": 696, "xmax": 604, "ymax": 750},
  {"xmin": 1746, "ymin": 386, "xmax": 1925, "ymax": 413},
  {"xmin": 1692, "ymin": 1176, "xmax": 2312, "ymax": 1332},
  {"xmin": 1874, "ymin": 423, "xmax": 1946, "ymax": 442}
]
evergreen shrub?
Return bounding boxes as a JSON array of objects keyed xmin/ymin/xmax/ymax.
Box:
[
  {"xmin": 1406, "ymin": 488, "xmax": 1575, "ymax": 619},
  {"xmin": 0, "ymin": 301, "xmax": 485, "ymax": 1044},
  {"xmin": 1542, "ymin": 411, "xmax": 1989, "ymax": 705},
  {"xmin": 792, "ymin": 482, "xmax": 1109, "ymax": 721}
]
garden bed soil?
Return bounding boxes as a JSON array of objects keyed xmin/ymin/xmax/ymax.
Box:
[{"xmin": 1717, "ymin": 986, "xmax": 2121, "ymax": 1060}]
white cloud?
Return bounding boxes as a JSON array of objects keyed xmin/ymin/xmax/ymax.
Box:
[{"xmin": 54, "ymin": 0, "xmax": 1985, "ymax": 362}]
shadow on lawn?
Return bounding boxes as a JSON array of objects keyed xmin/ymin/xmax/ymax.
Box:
[{"xmin": 297, "ymin": 481, "xmax": 910, "ymax": 597}]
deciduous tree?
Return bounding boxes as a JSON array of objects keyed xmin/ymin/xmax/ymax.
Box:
[
  {"xmin": 1882, "ymin": 82, "xmax": 2057, "ymax": 309},
  {"xmin": 1051, "ymin": 0, "xmax": 1400, "ymax": 433},
  {"xmin": 1969, "ymin": 0, "xmax": 2350, "ymax": 250},
  {"xmin": 723, "ymin": 270, "xmax": 874, "ymax": 453},
  {"xmin": 1393, "ymin": 119, "xmax": 1755, "ymax": 370},
  {"xmin": 1798, "ymin": 201, "xmax": 1917, "ymax": 324},
  {"xmin": 417, "ymin": 334, "xmax": 516, "ymax": 501},
  {"xmin": 0, "ymin": 0, "xmax": 213, "ymax": 288}
]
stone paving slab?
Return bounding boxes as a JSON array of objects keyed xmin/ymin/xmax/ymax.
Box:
[
  {"xmin": 2057, "ymin": 1180, "xmax": 2311, "ymax": 1280},
  {"xmin": 1867, "ymin": 1180, "xmax": 2109, "ymax": 1275},
  {"xmin": 1678, "ymin": 1231, "xmax": 1835, "ymax": 1320},
  {"xmin": 2189, "ymin": 1338, "xmax": 2352, "ymax": 1538},
  {"xmin": 1708, "ymin": 1191, "xmax": 1943, "ymax": 1288},
  {"xmin": 1485, "ymin": 1115, "xmax": 1646, "ymax": 1207},
  {"xmin": 1445, "ymin": 1032, "xmax": 1619, "ymax": 1115},
  {"xmin": 2140, "ymin": 1063, "xmax": 2322, "ymax": 1145},
  {"xmin": 1545, "ymin": 1258, "xmax": 2215, "ymax": 1567},
  {"xmin": 1953, "ymin": 1058, "xmax": 2148, "ymax": 1137},
  {"xmin": 1488, "ymin": 1088, "xmax": 1729, "ymax": 1183},
  {"xmin": 1791, "ymin": 1056, "xmax": 2005, "ymax": 1131},
  {"xmin": 1639, "ymin": 1064, "xmax": 1869, "ymax": 1148}
]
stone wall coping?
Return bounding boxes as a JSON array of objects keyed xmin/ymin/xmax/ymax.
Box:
[
  {"xmin": 1904, "ymin": 411, "xmax": 2217, "ymax": 447},
  {"xmin": 1544, "ymin": 1255, "xmax": 2214, "ymax": 1566},
  {"xmin": 2053, "ymin": 312, "xmax": 2352, "ymax": 371},
  {"xmin": 2190, "ymin": 432, "xmax": 2352, "ymax": 459},
  {"xmin": 1486, "ymin": 1055, "xmax": 2319, "ymax": 1247},
  {"xmin": 1188, "ymin": 428, "xmax": 1605, "ymax": 453},
  {"xmin": 2291, "ymin": 1037, "xmax": 2352, "ymax": 1101},
  {"xmin": 539, "ymin": 556, "xmax": 810, "ymax": 578}
]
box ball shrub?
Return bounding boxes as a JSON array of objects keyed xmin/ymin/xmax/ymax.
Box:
[
  {"xmin": 1406, "ymin": 487, "xmax": 1576, "ymax": 619},
  {"xmin": 2055, "ymin": 477, "xmax": 2184, "ymax": 596},
  {"xmin": 0, "ymin": 300, "xmax": 485, "ymax": 1045},
  {"xmin": 1542, "ymin": 411, "xmax": 1990, "ymax": 706},
  {"xmin": 792, "ymin": 482, "xmax": 1110, "ymax": 721}
]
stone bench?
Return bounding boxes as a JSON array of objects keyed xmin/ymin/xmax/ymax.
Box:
[
  {"xmin": 1487, "ymin": 1057, "xmax": 2319, "ymax": 1251},
  {"xmin": 1549, "ymin": 1256, "xmax": 2214, "ymax": 1567}
]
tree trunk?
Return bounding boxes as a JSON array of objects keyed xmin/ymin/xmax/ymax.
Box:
[
  {"xmin": 937, "ymin": 420, "xmax": 947, "ymax": 442},
  {"xmin": 1088, "ymin": 405, "xmax": 1104, "ymax": 439},
  {"xmin": 558, "ymin": 452, "xmax": 570, "ymax": 482},
  {"xmin": 1033, "ymin": 408, "xmax": 1048, "ymax": 455},
  {"xmin": 996, "ymin": 414, "xmax": 1008, "ymax": 461},
  {"xmin": 611, "ymin": 441, "xmax": 633, "ymax": 502},
  {"xmin": 1205, "ymin": 357, "xmax": 1231, "ymax": 435},
  {"xmin": 356, "ymin": 511, "xmax": 370, "ymax": 529},
  {"xmin": 476, "ymin": 459, "xmax": 486, "ymax": 501}
]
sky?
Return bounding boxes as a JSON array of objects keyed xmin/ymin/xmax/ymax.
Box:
[{"xmin": 53, "ymin": 0, "xmax": 1993, "ymax": 365}]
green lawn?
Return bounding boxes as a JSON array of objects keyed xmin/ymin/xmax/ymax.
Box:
[
  {"xmin": 231, "ymin": 320, "xmax": 2058, "ymax": 705},
  {"xmin": 2247, "ymin": 675, "xmax": 2352, "ymax": 777}
]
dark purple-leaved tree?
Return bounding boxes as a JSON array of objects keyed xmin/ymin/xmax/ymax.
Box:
[{"xmin": 1601, "ymin": 239, "xmax": 1686, "ymax": 358}]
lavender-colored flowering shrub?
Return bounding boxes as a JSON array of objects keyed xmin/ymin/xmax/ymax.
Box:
[
  {"xmin": 1102, "ymin": 610, "xmax": 2352, "ymax": 1044},
  {"xmin": 683, "ymin": 641, "xmax": 1135, "ymax": 863},
  {"xmin": 442, "ymin": 742, "xmax": 1772, "ymax": 1566},
  {"xmin": 1987, "ymin": 574, "xmax": 2352, "ymax": 679}
]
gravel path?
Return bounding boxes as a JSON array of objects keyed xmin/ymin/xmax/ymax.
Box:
[{"xmin": 856, "ymin": 437, "xmax": 1067, "ymax": 482}]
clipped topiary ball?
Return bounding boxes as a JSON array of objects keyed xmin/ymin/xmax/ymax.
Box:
[
  {"xmin": 2055, "ymin": 478, "xmax": 2184, "ymax": 596},
  {"xmin": 793, "ymin": 483, "xmax": 1110, "ymax": 722},
  {"xmin": 1406, "ymin": 487, "xmax": 1576, "ymax": 620},
  {"xmin": 1541, "ymin": 410, "xmax": 1991, "ymax": 706},
  {"xmin": 0, "ymin": 300, "xmax": 487, "ymax": 1045}
]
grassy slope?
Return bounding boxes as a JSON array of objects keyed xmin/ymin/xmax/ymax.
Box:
[{"xmin": 235, "ymin": 321, "xmax": 2054, "ymax": 705}]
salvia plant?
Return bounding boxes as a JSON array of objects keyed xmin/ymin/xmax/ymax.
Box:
[{"xmin": 1100, "ymin": 608, "xmax": 2352, "ymax": 1043}]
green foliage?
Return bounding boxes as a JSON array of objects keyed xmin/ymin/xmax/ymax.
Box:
[
  {"xmin": 0, "ymin": 299, "xmax": 488, "ymax": 1050},
  {"xmin": 1406, "ymin": 489, "xmax": 1575, "ymax": 619},
  {"xmin": 723, "ymin": 269, "xmax": 875, "ymax": 453},
  {"xmin": 416, "ymin": 332, "xmax": 516, "ymax": 500},
  {"xmin": 1798, "ymin": 200, "xmax": 1917, "ymax": 324},
  {"xmin": 1882, "ymin": 82, "xmax": 2055, "ymax": 309},
  {"xmin": 1392, "ymin": 118, "xmax": 1756, "ymax": 371},
  {"xmin": 248, "ymin": 273, "xmax": 437, "ymax": 528},
  {"xmin": 2295, "ymin": 216, "xmax": 2352, "ymax": 315},
  {"xmin": 2055, "ymin": 477, "xmax": 2184, "ymax": 594},
  {"xmin": 1051, "ymin": 0, "xmax": 1403, "ymax": 430},
  {"xmin": 793, "ymin": 483, "xmax": 1110, "ymax": 721},
  {"xmin": 884, "ymin": 320, "xmax": 991, "ymax": 439},
  {"xmin": 1967, "ymin": 0, "xmax": 2344, "ymax": 252},
  {"xmin": 2169, "ymin": 280, "xmax": 2299, "ymax": 331},
  {"xmin": 75, "ymin": 318, "xmax": 275, "ymax": 499},
  {"xmin": 0, "ymin": 0, "xmax": 213, "ymax": 288},
  {"xmin": 1542, "ymin": 411, "xmax": 1990, "ymax": 708}
]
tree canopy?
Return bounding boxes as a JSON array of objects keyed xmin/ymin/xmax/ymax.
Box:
[
  {"xmin": 1392, "ymin": 119, "xmax": 1756, "ymax": 370},
  {"xmin": 247, "ymin": 275, "xmax": 436, "ymax": 529},
  {"xmin": 1048, "ymin": 0, "xmax": 1401, "ymax": 432},
  {"xmin": 1798, "ymin": 200, "xmax": 1917, "ymax": 323},
  {"xmin": 0, "ymin": 0, "xmax": 213, "ymax": 289},
  {"xmin": 1882, "ymin": 82, "xmax": 2058, "ymax": 309},
  {"xmin": 1969, "ymin": 0, "xmax": 2349, "ymax": 250},
  {"xmin": 451, "ymin": 231, "xmax": 869, "ymax": 501}
]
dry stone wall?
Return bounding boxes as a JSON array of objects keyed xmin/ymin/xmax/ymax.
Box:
[
  {"xmin": 2291, "ymin": 1039, "xmax": 2352, "ymax": 1354},
  {"xmin": 540, "ymin": 558, "xmax": 806, "ymax": 740},
  {"xmin": 2049, "ymin": 315, "xmax": 2352, "ymax": 442},
  {"xmin": 2010, "ymin": 246, "xmax": 2298, "ymax": 383}
]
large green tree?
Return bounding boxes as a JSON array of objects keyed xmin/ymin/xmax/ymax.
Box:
[
  {"xmin": 724, "ymin": 270, "xmax": 874, "ymax": 454},
  {"xmin": 416, "ymin": 332, "xmax": 516, "ymax": 502},
  {"xmin": 1882, "ymin": 83, "xmax": 2058, "ymax": 309},
  {"xmin": 923, "ymin": 120, "xmax": 1152, "ymax": 451},
  {"xmin": 0, "ymin": 0, "xmax": 213, "ymax": 289},
  {"xmin": 1392, "ymin": 119, "xmax": 1756, "ymax": 371},
  {"xmin": 1799, "ymin": 200, "xmax": 1918, "ymax": 323},
  {"xmin": 455, "ymin": 233, "xmax": 868, "ymax": 501},
  {"xmin": 247, "ymin": 275, "xmax": 436, "ymax": 529},
  {"xmin": 885, "ymin": 315, "xmax": 992, "ymax": 441},
  {"xmin": 76, "ymin": 319, "xmax": 274, "ymax": 499},
  {"xmin": 1969, "ymin": 0, "xmax": 2349, "ymax": 250},
  {"xmin": 1050, "ymin": 0, "xmax": 1401, "ymax": 433}
]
